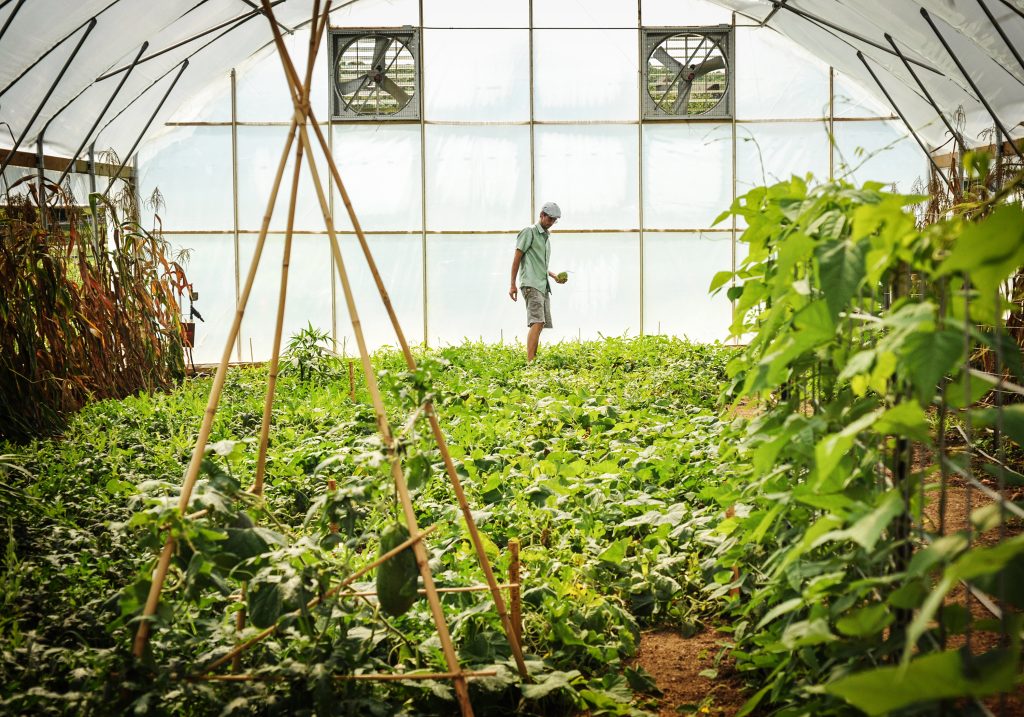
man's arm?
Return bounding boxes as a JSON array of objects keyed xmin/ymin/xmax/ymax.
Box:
[
  {"xmin": 509, "ymin": 249, "xmax": 524, "ymax": 301},
  {"xmin": 548, "ymin": 270, "xmax": 567, "ymax": 284}
]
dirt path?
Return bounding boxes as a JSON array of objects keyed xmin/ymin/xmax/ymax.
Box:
[{"xmin": 630, "ymin": 628, "xmax": 749, "ymax": 716}]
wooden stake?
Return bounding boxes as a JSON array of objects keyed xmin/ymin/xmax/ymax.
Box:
[
  {"xmin": 274, "ymin": 46, "xmax": 530, "ymax": 683},
  {"xmin": 348, "ymin": 359, "xmax": 355, "ymax": 401},
  {"xmin": 327, "ymin": 477, "xmax": 338, "ymax": 534},
  {"xmin": 233, "ymin": 584, "xmax": 246, "ymax": 673},
  {"xmin": 260, "ymin": 10, "xmax": 473, "ymax": 714},
  {"xmin": 196, "ymin": 670, "xmax": 498, "ymax": 683},
  {"xmin": 509, "ymin": 539, "xmax": 522, "ymax": 647},
  {"xmin": 252, "ymin": 0, "xmax": 327, "ymax": 499},
  {"xmin": 132, "ymin": 112, "xmax": 301, "ymax": 660}
]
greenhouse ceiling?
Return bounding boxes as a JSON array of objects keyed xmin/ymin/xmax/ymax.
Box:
[{"xmin": 0, "ymin": 0, "xmax": 1022, "ymax": 166}]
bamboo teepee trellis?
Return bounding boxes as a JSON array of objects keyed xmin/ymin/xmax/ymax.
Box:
[{"xmin": 129, "ymin": 3, "xmax": 528, "ymax": 714}]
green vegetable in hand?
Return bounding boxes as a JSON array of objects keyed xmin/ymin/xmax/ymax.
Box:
[
  {"xmin": 376, "ymin": 523, "xmax": 420, "ymax": 616},
  {"xmin": 556, "ymin": 271, "xmax": 568, "ymax": 283}
]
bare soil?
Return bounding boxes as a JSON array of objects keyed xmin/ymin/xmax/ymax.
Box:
[{"xmin": 629, "ymin": 627, "xmax": 749, "ymax": 716}]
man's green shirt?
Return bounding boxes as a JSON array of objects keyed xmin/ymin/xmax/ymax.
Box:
[{"xmin": 515, "ymin": 223, "xmax": 551, "ymax": 294}]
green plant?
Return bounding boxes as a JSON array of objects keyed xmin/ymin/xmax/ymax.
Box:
[
  {"xmin": 0, "ymin": 337, "xmax": 733, "ymax": 715},
  {"xmin": 0, "ymin": 178, "xmax": 186, "ymax": 442},
  {"xmin": 282, "ymin": 322, "xmax": 342, "ymax": 382},
  {"xmin": 708, "ymin": 169, "xmax": 1024, "ymax": 714}
]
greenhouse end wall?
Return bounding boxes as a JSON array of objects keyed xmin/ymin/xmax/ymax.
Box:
[{"xmin": 136, "ymin": 0, "xmax": 925, "ymax": 364}]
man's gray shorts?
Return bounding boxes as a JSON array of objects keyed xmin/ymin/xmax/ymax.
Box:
[{"xmin": 522, "ymin": 286, "xmax": 552, "ymax": 328}]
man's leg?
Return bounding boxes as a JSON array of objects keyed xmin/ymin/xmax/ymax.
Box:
[{"xmin": 526, "ymin": 322, "xmax": 543, "ymax": 361}]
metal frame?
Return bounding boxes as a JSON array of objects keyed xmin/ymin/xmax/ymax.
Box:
[
  {"xmin": 328, "ymin": 27, "xmax": 421, "ymax": 122},
  {"xmin": 130, "ymin": 13, "xmax": 920, "ymax": 351},
  {"xmin": 641, "ymin": 25, "xmax": 735, "ymax": 121}
]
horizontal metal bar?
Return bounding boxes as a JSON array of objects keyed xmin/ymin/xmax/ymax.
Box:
[
  {"xmin": 160, "ymin": 227, "xmax": 734, "ymax": 235},
  {"xmin": 163, "ymin": 114, "xmax": 899, "ymax": 129}
]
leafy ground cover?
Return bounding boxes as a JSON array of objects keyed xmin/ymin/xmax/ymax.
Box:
[{"xmin": 0, "ymin": 336, "xmax": 736, "ymax": 715}]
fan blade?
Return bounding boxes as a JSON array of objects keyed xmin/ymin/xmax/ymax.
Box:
[
  {"xmin": 691, "ymin": 55, "xmax": 725, "ymax": 78},
  {"xmin": 673, "ymin": 81, "xmax": 693, "ymax": 114},
  {"xmin": 338, "ymin": 73, "xmax": 371, "ymax": 95},
  {"xmin": 653, "ymin": 46, "xmax": 683, "ymax": 74},
  {"xmin": 378, "ymin": 75, "xmax": 409, "ymax": 106},
  {"xmin": 371, "ymin": 35, "xmax": 392, "ymax": 69}
]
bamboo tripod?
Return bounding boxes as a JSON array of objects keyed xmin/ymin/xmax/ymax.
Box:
[{"xmin": 129, "ymin": 3, "xmax": 528, "ymax": 714}]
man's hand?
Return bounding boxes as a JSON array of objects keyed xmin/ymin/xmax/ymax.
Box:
[{"xmin": 509, "ymin": 284, "xmax": 518, "ymax": 301}]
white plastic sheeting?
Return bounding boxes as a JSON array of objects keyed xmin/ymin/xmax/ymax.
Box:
[
  {"xmin": 717, "ymin": 0, "xmax": 1024, "ymax": 147},
  {"xmin": 7, "ymin": 0, "xmax": 1019, "ymax": 358},
  {"xmin": 2, "ymin": 0, "xmax": 1020, "ymax": 161},
  {"xmin": 0, "ymin": 2, "xmax": 328, "ymax": 160}
]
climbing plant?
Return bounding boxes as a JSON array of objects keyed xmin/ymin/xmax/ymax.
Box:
[{"xmin": 710, "ymin": 163, "xmax": 1024, "ymax": 714}]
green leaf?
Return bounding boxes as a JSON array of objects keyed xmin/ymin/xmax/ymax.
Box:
[
  {"xmin": 623, "ymin": 666, "xmax": 663, "ymax": 696},
  {"xmin": 521, "ymin": 670, "xmax": 581, "ymax": 700},
  {"xmin": 836, "ymin": 603, "xmax": 892, "ymax": 637},
  {"xmin": 756, "ymin": 596, "xmax": 804, "ymax": 629},
  {"xmin": 844, "ymin": 490, "xmax": 904, "ymax": 551},
  {"xmin": 598, "ymin": 538, "xmax": 630, "ymax": 565},
  {"xmin": 970, "ymin": 405, "xmax": 1024, "ymax": 448},
  {"xmin": 709, "ymin": 270, "xmax": 734, "ymax": 293},
  {"xmin": 899, "ymin": 329, "xmax": 963, "ymax": 406},
  {"xmin": 405, "ymin": 453, "xmax": 432, "ymax": 491},
  {"xmin": 816, "ymin": 238, "xmax": 867, "ymax": 320},
  {"xmin": 781, "ymin": 618, "xmax": 835, "ymax": 648},
  {"xmin": 827, "ymin": 648, "xmax": 1018, "ymax": 715},
  {"xmin": 874, "ymin": 402, "xmax": 929, "ymax": 442},
  {"xmin": 814, "ymin": 409, "xmax": 881, "ymax": 483},
  {"xmin": 248, "ymin": 581, "xmax": 284, "ymax": 629},
  {"xmin": 937, "ymin": 206, "xmax": 1024, "ymax": 324}
]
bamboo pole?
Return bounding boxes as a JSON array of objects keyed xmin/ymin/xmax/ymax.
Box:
[
  {"xmin": 296, "ymin": 115, "xmax": 474, "ymax": 717},
  {"xmin": 509, "ymin": 539, "xmax": 522, "ymax": 647},
  {"xmin": 196, "ymin": 670, "xmax": 498, "ymax": 683},
  {"xmin": 334, "ymin": 583, "xmax": 519, "ymax": 598},
  {"xmin": 259, "ymin": 8, "xmax": 473, "ymax": 714},
  {"xmin": 251, "ymin": 8, "xmax": 320, "ymax": 497},
  {"xmin": 198, "ymin": 524, "xmax": 439, "ymax": 675},
  {"xmin": 238, "ymin": 2, "xmax": 325, "ymax": 660},
  {"xmin": 233, "ymin": 584, "xmax": 246, "ymax": 672},
  {"xmin": 327, "ymin": 477, "xmax": 338, "ymax": 534},
  {"xmin": 272, "ymin": 31, "xmax": 529, "ymax": 682},
  {"xmin": 131, "ymin": 110, "xmax": 301, "ymax": 662}
]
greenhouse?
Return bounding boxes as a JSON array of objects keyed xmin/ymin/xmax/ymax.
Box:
[{"xmin": 1, "ymin": 0, "xmax": 1023, "ymax": 714}]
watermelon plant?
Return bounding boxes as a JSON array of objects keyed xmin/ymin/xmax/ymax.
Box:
[{"xmin": 0, "ymin": 336, "xmax": 734, "ymax": 715}]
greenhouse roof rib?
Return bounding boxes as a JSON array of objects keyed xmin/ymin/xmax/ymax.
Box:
[
  {"xmin": 717, "ymin": 0, "xmax": 1024, "ymax": 150},
  {"xmin": 0, "ymin": 0, "xmax": 1022, "ymax": 163}
]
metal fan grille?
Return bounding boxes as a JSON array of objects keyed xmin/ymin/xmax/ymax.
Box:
[
  {"xmin": 643, "ymin": 27, "xmax": 733, "ymax": 120},
  {"xmin": 331, "ymin": 30, "xmax": 420, "ymax": 121}
]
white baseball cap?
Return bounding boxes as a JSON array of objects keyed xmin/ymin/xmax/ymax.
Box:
[{"xmin": 540, "ymin": 201, "xmax": 561, "ymax": 219}]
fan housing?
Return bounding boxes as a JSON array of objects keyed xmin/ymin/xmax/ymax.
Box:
[
  {"xmin": 330, "ymin": 28, "xmax": 420, "ymax": 121},
  {"xmin": 643, "ymin": 26, "xmax": 733, "ymax": 120}
]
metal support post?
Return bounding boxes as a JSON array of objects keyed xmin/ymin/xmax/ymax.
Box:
[
  {"xmin": 921, "ymin": 8, "xmax": 1023, "ymax": 161},
  {"xmin": 104, "ymin": 60, "xmax": 190, "ymax": 197},
  {"xmin": 856, "ymin": 51, "xmax": 955, "ymax": 194},
  {"xmin": 57, "ymin": 42, "xmax": 150, "ymax": 186},
  {"xmin": 0, "ymin": 18, "xmax": 97, "ymax": 176}
]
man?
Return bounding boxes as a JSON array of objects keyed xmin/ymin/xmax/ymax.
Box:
[{"xmin": 508, "ymin": 202, "xmax": 566, "ymax": 362}]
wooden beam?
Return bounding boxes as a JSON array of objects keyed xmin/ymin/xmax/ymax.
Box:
[
  {"xmin": 932, "ymin": 138, "xmax": 1024, "ymax": 169},
  {"xmin": 0, "ymin": 149, "xmax": 134, "ymax": 178}
]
